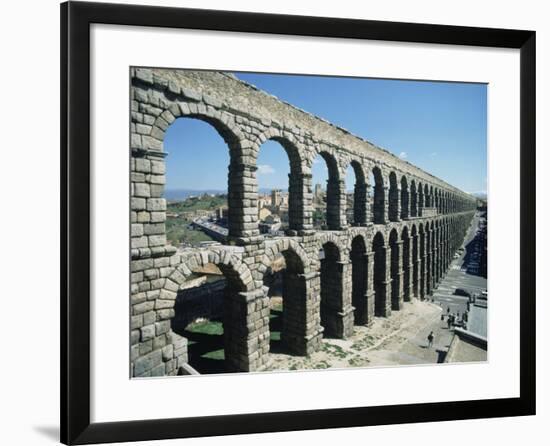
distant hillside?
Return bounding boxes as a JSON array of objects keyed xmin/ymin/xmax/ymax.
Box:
[
  {"xmin": 167, "ymin": 195, "xmax": 227, "ymax": 212},
  {"xmin": 166, "ymin": 188, "xmax": 286, "ymax": 200},
  {"xmin": 165, "ymin": 189, "xmax": 225, "ymax": 201}
]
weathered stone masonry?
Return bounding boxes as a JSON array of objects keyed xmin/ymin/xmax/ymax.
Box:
[{"xmin": 129, "ymin": 68, "xmax": 477, "ymax": 377}]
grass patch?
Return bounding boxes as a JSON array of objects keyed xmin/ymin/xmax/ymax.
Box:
[
  {"xmin": 168, "ymin": 195, "xmax": 227, "ymax": 213},
  {"xmin": 166, "ymin": 216, "xmax": 215, "ymax": 246},
  {"xmin": 202, "ymin": 349, "xmax": 225, "ymax": 361},
  {"xmin": 187, "ymin": 319, "xmax": 224, "ymax": 336},
  {"xmin": 183, "ymin": 319, "xmax": 227, "ymax": 373},
  {"xmin": 269, "ymin": 307, "xmax": 284, "ymax": 352}
]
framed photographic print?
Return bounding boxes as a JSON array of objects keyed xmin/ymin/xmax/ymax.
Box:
[{"xmin": 61, "ymin": 1, "xmax": 536, "ymax": 444}]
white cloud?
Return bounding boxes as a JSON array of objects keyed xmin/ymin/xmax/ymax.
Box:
[
  {"xmin": 257, "ymin": 164, "xmax": 275, "ymax": 175},
  {"xmin": 399, "ymin": 151, "xmax": 408, "ymax": 159}
]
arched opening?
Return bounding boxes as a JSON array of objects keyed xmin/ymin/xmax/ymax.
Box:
[
  {"xmin": 263, "ymin": 249, "xmax": 307, "ymax": 355},
  {"xmin": 351, "ymin": 236, "xmax": 369, "ymax": 324},
  {"xmin": 256, "ymin": 139, "xmax": 298, "ymax": 236},
  {"xmin": 164, "ymin": 118, "xmax": 233, "ymax": 247},
  {"xmin": 424, "ymin": 184, "xmax": 430, "ymax": 208},
  {"xmin": 425, "ymin": 222, "xmax": 432, "ymax": 296},
  {"xmin": 418, "ymin": 182, "xmax": 424, "ymax": 217},
  {"xmin": 345, "ymin": 161, "xmax": 368, "ymax": 226},
  {"xmin": 388, "ymin": 172, "xmax": 399, "ymax": 221},
  {"xmin": 320, "ymin": 242, "xmax": 343, "ymax": 337},
  {"xmin": 435, "ymin": 220, "xmax": 441, "ymax": 284},
  {"xmin": 171, "ymin": 260, "xmax": 246, "ymax": 374},
  {"xmin": 419, "ymin": 223, "xmax": 426, "ymax": 299},
  {"xmin": 401, "ymin": 226, "xmax": 411, "ymax": 302},
  {"xmin": 370, "ymin": 166, "xmax": 385, "ymax": 224},
  {"xmin": 389, "ymin": 229, "xmax": 401, "ymax": 310},
  {"xmin": 400, "ymin": 176, "xmax": 409, "ymax": 220},
  {"xmin": 372, "ymin": 232, "xmax": 387, "ymax": 317},
  {"xmin": 410, "ymin": 180, "xmax": 417, "ymax": 218},
  {"xmin": 312, "ymin": 152, "xmax": 343, "ymax": 230},
  {"xmin": 411, "ymin": 225, "xmax": 419, "ymax": 298}
]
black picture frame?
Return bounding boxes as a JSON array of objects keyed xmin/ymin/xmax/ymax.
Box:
[{"xmin": 61, "ymin": 1, "xmax": 536, "ymax": 444}]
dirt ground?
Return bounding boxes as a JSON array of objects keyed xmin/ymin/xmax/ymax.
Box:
[{"xmin": 265, "ymin": 300, "xmax": 451, "ymax": 372}]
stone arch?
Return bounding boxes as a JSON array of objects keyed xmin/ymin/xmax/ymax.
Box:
[
  {"xmin": 259, "ymin": 240, "xmax": 318, "ymax": 356},
  {"xmin": 350, "ymin": 235, "xmax": 369, "ymax": 325},
  {"xmin": 400, "ymin": 175, "xmax": 409, "ymax": 220},
  {"xmin": 372, "ymin": 231, "xmax": 389, "ymax": 317},
  {"xmin": 317, "ymin": 150, "xmax": 345, "ymax": 230},
  {"xmin": 418, "ymin": 222, "xmax": 426, "ymax": 299},
  {"xmin": 424, "ymin": 221, "xmax": 432, "ymax": 296},
  {"xmin": 165, "ymin": 249, "xmax": 255, "ymax": 373},
  {"xmin": 435, "ymin": 219, "xmax": 442, "ymax": 284},
  {"xmin": 411, "ymin": 224, "xmax": 419, "ymax": 298},
  {"xmin": 418, "ymin": 181, "xmax": 424, "ymax": 216},
  {"xmin": 370, "ymin": 165, "xmax": 386, "ymax": 224},
  {"xmin": 389, "ymin": 228, "xmax": 402, "ymax": 310},
  {"xmin": 345, "ymin": 229, "xmax": 368, "ymax": 252},
  {"xmin": 346, "ymin": 159, "xmax": 368, "ymax": 226},
  {"xmin": 259, "ymin": 238, "xmax": 311, "ymax": 276},
  {"xmin": 320, "ymin": 240, "xmax": 352, "ymax": 338},
  {"xmin": 410, "ymin": 179, "xmax": 418, "ymax": 218},
  {"xmin": 168, "ymin": 249, "xmax": 253, "ymax": 291},
  {"xmin": 424, "ymin": 183, "xmax": 430, "ymax": 208},
  {"xmin": 314, "ymin": 231, "xmax": 348, "ymax": 261},
  {"xmin": 151, "ymin": 103, "xmax": 255, "ymax": 241},
  {"xmin": 428, "ymin": 220, "xmax": 436, "ymax": 292},
  {"xmin": 388, "ymin": 171, "xmax": 400, "ymax": 222},
  {"xmin": 401, "ymin": 225, "xmax": 411, "ymax": 302},
  {"xmin": 256, "ymin": 129, "xmax": 311, "ymax": 232}
]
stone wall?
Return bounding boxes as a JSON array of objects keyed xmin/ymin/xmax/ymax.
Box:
[{"xmin": 129, "ymin": 68, "xmax": 478, "ymax": 377}]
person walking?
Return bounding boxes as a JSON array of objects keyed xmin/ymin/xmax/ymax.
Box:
[{"xmin": 427, "ymin": 331, "xmax": 434, "ymax": 348}]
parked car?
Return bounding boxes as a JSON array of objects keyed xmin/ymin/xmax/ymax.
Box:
[{"xmin": 454, "ymin": 288, "xmax": 472, "ymax": 298}]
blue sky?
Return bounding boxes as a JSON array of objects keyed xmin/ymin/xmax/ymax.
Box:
[{"xmin": 164, "ymin": 72, "xmax": 487, "ymax": 194}]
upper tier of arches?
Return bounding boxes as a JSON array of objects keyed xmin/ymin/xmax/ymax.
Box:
[{"xmin": 131, "ymin": 68, "xmax": 477, "ymax": 242}]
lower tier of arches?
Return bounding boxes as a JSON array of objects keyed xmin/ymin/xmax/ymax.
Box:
[{"xmin": 130, "ymin": 212, "xmax": 474, "ymax": 377}]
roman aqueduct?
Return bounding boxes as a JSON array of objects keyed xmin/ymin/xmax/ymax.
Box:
[{"xmin": 130, "ymin": 68, "xmax": 477, "ymax": 377}]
